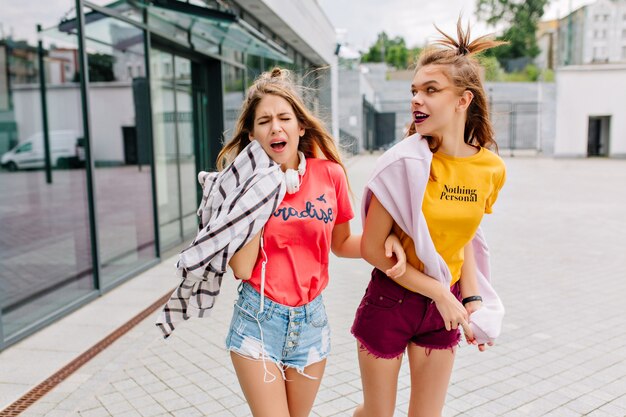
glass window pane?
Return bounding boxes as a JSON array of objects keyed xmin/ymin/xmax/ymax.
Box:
[
  {"xmin": 151, "ymin": 49, "xmax": 181, "ymax": 249},
  {"xmin": 174, "ymin": 56, "xmax": 197, "ymax": 239},
  {"xmin": 151, "ymin": 50, "xmax": 197, "ymax": 250},
  {"xmin": 83, "ymin": 14, "xmax": 156, "ymax": 286},
  {"xmin": 222, "ymin": 63, "xmax": 244, "ymax": 140},
  {"xmin": 1, "ymin": 0, "xmax": 95, "ymax": 340}
]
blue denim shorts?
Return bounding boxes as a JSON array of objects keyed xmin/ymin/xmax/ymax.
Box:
[{"xmin": 225, "ymin": 282, "xmax": 331, "ymax": 378}]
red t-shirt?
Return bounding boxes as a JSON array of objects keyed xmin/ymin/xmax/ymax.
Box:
[{"xmin": 247, "ymin": 158, "xmax": 354, "ymax": 306}]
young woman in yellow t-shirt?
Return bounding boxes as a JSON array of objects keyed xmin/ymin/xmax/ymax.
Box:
[{"xmin": 352, "ymin": 19, "xmax": 507, "ymax": 417}]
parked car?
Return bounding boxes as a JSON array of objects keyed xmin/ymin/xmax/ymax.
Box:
[{"xmin": 1, "ymin": 130, "xmax": 84, "ymax": 171}]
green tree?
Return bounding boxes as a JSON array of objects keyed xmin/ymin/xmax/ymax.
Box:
[
  {"xmin": 478, "ymin": 55, "xmax": 504, "ymax": 81},
  {"xmin": 476, "ymin": 0, "xmax": 549, "ymax": 67},
  {"xmin": 73, "ymin": 53, "xmax": 115, "ymax": 82},
  {"xmin": 361, "ymin": 32, "xmax": 414, "ymax": 70}
]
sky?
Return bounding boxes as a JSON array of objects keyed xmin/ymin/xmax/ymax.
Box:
[
  {"xmin": 0, "ymin": 0, "xmax": 597, "ymax": 47},
  {"xmin": 317, "ymin": 0, "xmax": 597, "ymax": 51}
]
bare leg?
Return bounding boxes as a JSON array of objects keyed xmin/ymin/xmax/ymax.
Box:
[
  {"xmin": 284, "ymin": 359, "xmax": 327, "ymax": 417},
  {"xmin": 353, "ymin": 343, "xmax": 403, "ymax": 417},
  {"xmin": 230, "ymin": 352, "xmax": 290, "ymax": 417},
  {"xmin": 406, "ymin": 343, "xmax": 456, "ymax": 417}
]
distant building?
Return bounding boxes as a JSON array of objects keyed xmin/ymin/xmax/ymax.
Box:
[
  {"xmin": 556, "ymin": 0, "xmax": 626, "ymax": 66},
  {"xmin": 554, "ymin": 64, "xmax": 626, "ymax": 157},
  {"xmin": 48, "ymin": 48, "xmax": 78, "ymax": 83},
  {"xmin": 536, "ymin": 19, "xmax": 559, "ymax": 70}
]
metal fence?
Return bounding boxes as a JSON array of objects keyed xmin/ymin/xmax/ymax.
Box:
[
  {"xmin": 374, "ymin": 99, "xmax": 543, "ymax": 153},
  {"xmin": 490, "ymin": 101, "xmax": 541, "ymax": 153},
  {"xmin": 339, "ymin": 128, "xmax": 360, "ymax": 156}
]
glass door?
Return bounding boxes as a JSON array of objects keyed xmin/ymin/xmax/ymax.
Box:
[{"xmin": 151, "ymin": 49, "xmax": 198, "ymax": 250}]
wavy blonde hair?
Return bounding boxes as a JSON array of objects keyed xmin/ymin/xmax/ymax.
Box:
[
  {"xmin": 216, "ymin": 68, "xmax": 346, "ymax": 176},
  {"xmin": 407, "ymin": 17, "xmax": 507, "ymax": 152}
]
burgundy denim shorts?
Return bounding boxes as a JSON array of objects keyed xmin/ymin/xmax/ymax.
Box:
[{"xmin": 351, "ymin": 268, "xmax": 461, "ymax": 358}]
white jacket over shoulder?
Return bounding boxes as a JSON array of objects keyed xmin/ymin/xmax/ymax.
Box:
[{"xmin": 362, "ymin": 134, "xmax": 505, "ymax": 344}]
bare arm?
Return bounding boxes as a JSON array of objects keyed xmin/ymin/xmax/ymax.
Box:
[
  {"xmin": 362, "ymin": 195, "xmax": 470, "ymax": 331},
  {"xmin": 228, "ymin": 231, "xmax": 261, "ymax": 280},
  {"xmin": 460, "ymin": 241, "xmax": 480, "ymax": 304},
  {"xmin": 331, "ymin": 221, "xmax": 361, "ymax": 258},
  {"xmin": 460, "ymin": 241, "xmax": 488, "ymax": 349},
  {"xmin": 331, "ymin": 220, "xmax": 407, "ymax": 278}
]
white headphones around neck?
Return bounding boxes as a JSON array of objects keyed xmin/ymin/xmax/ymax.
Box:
[{"xmin": 285, "ymin": 151, "xmax": 306, "ymax": 194}]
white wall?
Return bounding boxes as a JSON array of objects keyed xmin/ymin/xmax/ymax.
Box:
[
  {"xmin": 262, "ymin": 0, "xmax": 336, "ymax": 65},
  {"xmin": 554, "ymin": 64, "xmax": 626, "ymax": 157},
  {"xmin": 12, "ymin": 82, "xmax": 135, "ymax": 162}
]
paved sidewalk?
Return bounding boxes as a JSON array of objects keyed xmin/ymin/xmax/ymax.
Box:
[{"xmin": 2, "ymin": 154, "xmax": 626, "ymax": 417}]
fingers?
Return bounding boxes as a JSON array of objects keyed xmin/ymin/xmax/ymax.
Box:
[
  {"xmin": 461, "ymin": 321, "xmax": 474, "ymax": 342},
  {"xmin": 385, "ymin": 265, "xmax": 400, "ymax": 278},
  {"xmin": 476, "ymin": 341, "xmax": 494, "ymax": 352},
  {"xmin": 384, "ymin": 240, "xmax": 393, "ymax": 258},
  {"xmin": 384, "ymin": 242, "xmax": 406, "ymax": 279},
  {"xmin": 385, "ymin": 260, "xmax": 406, "ymax": 278}
]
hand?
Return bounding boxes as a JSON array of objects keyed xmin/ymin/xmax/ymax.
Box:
[
  {"xmin": 433, "ymin": 287, "xmax": 469, "ymax": 333},
  {"xmin": 461, "ymin": 300, "xmax": 493, "ymax": 351},
  {"xmin": 465, "ymin": 337, "xmax": 494, "ymax": 352},
  {"xmin": 383, "ymin": 233, "xmax": 406, "ymax": 279},
  {"xmin": 464, "ymin": 300, "xmax": 482, "ymax": 316}
]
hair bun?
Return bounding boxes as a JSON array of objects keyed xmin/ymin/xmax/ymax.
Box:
[{"xmin": 270, "ymin": 68, "xmax": 283, "ymax": 78}]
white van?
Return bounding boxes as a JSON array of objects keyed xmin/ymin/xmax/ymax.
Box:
[{"xmin": 1, "ymin": 130, "xmax": 84, "ymax": 171}]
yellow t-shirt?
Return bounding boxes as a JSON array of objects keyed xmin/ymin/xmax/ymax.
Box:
[{"xmin": 392, "ymin": 147, "xmax": 506, "ymax": 286}]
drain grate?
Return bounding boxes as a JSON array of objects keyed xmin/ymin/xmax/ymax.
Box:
[{"xmin": 0, "ymin": 290, "xmax": 173, "ymax": 417}]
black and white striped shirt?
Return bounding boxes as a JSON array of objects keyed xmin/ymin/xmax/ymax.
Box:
[{"xmin": 156, "ymin": 141, "xmax": 286, "ymax": 338}]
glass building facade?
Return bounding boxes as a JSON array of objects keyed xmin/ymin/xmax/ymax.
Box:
[{"xmin": 0, "ymin": 0, "xmax": 333, "ymax": 351}]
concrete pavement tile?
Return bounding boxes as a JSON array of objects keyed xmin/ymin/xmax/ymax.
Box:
[
  {"xmin": 112, "ymin": 378, "xmax": 140, "ymax": 392},
  {"xmin": 19, "ymin": 400, "xmax": 56, "ymax": 416},
  {"xmin": 78, "ymin": 408, "xmax": 112, "ymax": 417},
  {"xmin": 208, "ymin": 410, "xmax": 236, "ymax": 417},
  {"xmin": 228, "ymin": 403, "xmax": 252, "ymax": 416},
  {"xmin": 0, "ymin": 382, "xmax": 30, "ymax": 408},
  {"xmin": 542, "ymin": 408, "xmax": 581, "ymax": 417},
  {"xmin": 332, "ymin": 381, "xmax": 358, "ymax": 396},
  {"xmin": 446, "ymin": 392, "xmax": 490, "ymax": 413},
  {"xmin": 138, "ymin": 380, "xmax": 168, "ymax": 394},
  {"xmin": 540, "ymin": 390, "xmax": 574, "ymax": 409},
  {"xmin": 115, "ymin": 410, "xmax": 142, "ymax": 417},
  {"xmin": 610, "ymin": 394, "xmax": 626, "ymax": 408},
  {"xmin": 456, "ymin": 408, "xmax": 499, "ymax": 417},
  {"xmin": 316, "ymin": 386, "xmax": 342, "ymax": 404},
  {"xmin": 207, "ymin": 385, "xmax": 233, "ymax": 401},
  {"xmin": 136, "ymin": 402, "xmax": 167, "ymax": 417},
  {"xmin": 172, "ymin": 383, "xmax": 203, "ymax": 397},
  {"xmin": 586, "ymin": 409, "xmax": 620, "ymax": 417},
  {"xmin": 103, "ymin": 399, "xmax": 134, "ymax": 415},
  {"xmin": 516, "ymin": 397, "xmax": 560, "ymax": 415},
  {"xmin": 97, "ymin": 391, "xmax": 125, "ymax": 405},
  {"xmin": 128, "ymin": 395, "xmax": 157, "ymax": 409},
  {"xmin": 447, "ymin": 383, "xmax": 469, "ymax": 399},
  {"xmin": 120, "ymin": 386, "xmax": 149, "ymax": 401},
  {"xmin": 216, "ymin": 392, "xmax": 244, "ymax": 409},
  {"xmin": 470, "ymin": 386, "xmax": 506, "ymax": 402},
  {"xmin": 43, "ymin": 411, "xmax": 79, "ymax": 417},
  {"xmin": 314, "ymin": 396, "xmax": 357, "ymax": 416},
  {"xmin": 564, "ymin": 395, "xmax": 609, "ymax": 415},
  {"xmin": 593, "ymin": 401, "xmax": 626, "ymax": 416},
  {"xmin": 500, "ymin": 410, "xmax": 532, "ymax": 417},
  {"xmin": 170, "ymin": 407, "xmax": 203, "ymax": 417},
  {"xmin": 194, "ymin": 399, "xmax": 229, "ymax": 415}
]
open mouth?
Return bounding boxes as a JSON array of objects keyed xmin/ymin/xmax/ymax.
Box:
[
  {"xmin": 270, "ymin": 141, "xmax": 287, "ymax": 151},
  {"xmin": 414, "ymin": 111, "xmax": 429, "ymax": 124}
]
